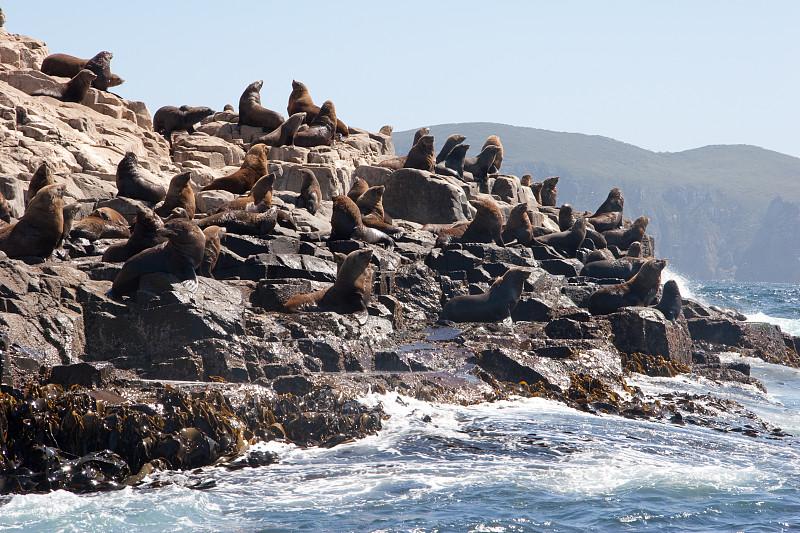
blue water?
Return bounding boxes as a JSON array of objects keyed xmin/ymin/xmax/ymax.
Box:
[{"xmin": 2, "ymin": 274, "xmax": 800, "ymax": 532}]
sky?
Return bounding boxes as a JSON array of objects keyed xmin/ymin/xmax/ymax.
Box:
[{"xmin": 4, "ymin": 1, "xmax": 799, "ymax": 158}]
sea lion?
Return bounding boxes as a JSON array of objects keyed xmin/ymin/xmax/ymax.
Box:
[
  {"xmin": 403, "ymin": 135, "xmax": 435, "ymax": 172},
  {"xmin": 533, "ymin": 217, "xmax": 587, "ymax": 258},
  {"xmin": 412, "ymin": 127, "xmax": 430, "ymax": 146},
  {"xmin": 293, "ymin": 100, "xmax": 337, "ymax": 148},
  {"xmin": 587, "ymin": 258, "xmax": 667, "ymax": 315},
  {"xmin": 284, "ymin": 248, "xmax": 374, "ymax": 314},
  {"xmin": 330, "ymin": 195, "xmax": 394, "ymax": 248},
  {"xmin": 588, "ymin": 188, "xmax": 624, "ymax": 232},
  {"xmin": 520, "ymin": 175, "xmax": 532, "ymax": 187},
  {"xmin": 238, "ymin": 80, "xmax": 284, "ymax": 130},
  {"xmin": 155, "ymin": 172, "xmax": 196, "ymax": 219},
  {"xmin": 583, "ymin": 226, "xmax": 608, "ymax": 250},
  {"xmin": 40, "ymin": 51, "xmax": 121, "ymax": 91},
  {"xmin": 355, "ymin": 185, "xmax": 403, "ymax": 236},
  {"xmin": 297, "ymin": 169, "xmax": 322, "ymax": 215},
  {"xmin": 481, "ymin": 135, "xmax": 503, "ymax": 173},
  {"xmin": 540, "ymin": 176, "xmax": 559, "ymax": 207},
  {"xmin": 215, "ymin": 173, "xmax": 276, "ymax": 213},
  {"xmin": 0, "ymin": 189, "xmax": 12, "ymax": 226},
  {"xmin": 529, "ymin": 181, "xmax": 543, "ymax": 204},
  {"xmin": 602, "ymin": 216, "xmax": 649, "ymax": 249},
  {"xmin": 579, "ymin": 257, "xmax": 645, "ymax": 280},
  {"xmin": 558, "ymin": 204, "xmax": 574, "ymax": 231},
  {"xmin": 379, "ymin": 125, "xmax": 393, "ymax": 136},
  {"xmin": 377, "ymin": 127, "xmax": 431, "ymax": 170},
  {"xmin": 0, "ymin": 183, "xmax": 66, "ymax": 259},
  {"xmin": 58, "ymin": 202, "xmax": 81, "ymax": 248},
  {"xmin": 436, "ymin": 198, "xmax": 504, "ymax": 247},
  {"xmin": 201, "ymin": 144, "xmax": 268, "ymax": 195},
  {"xmin": 196, "ymin": 206, "xmax": 277, "ymax": 236},
  {"xmin": 347, "ymin": 177, "xmax": 369, "ymax": 202},
  {"xmin": 501, "ymin": 203, "xmax": 533, "ymax": 246},
  {"xmin": 199, "ymin": 225, "xmax": 225, "ymax": 278},
  {"xmin": 32, "ymin": 69, "xmax": 96, "ymax": 103},
  {"xmin": 436, "ymin": 134, "xmax": 467, "ymax": 164},
  {"xmin": 656, "ymin": 279, "xmax": 682, "ymax": 320},
  {"xmin": 115, "ymin": 152, "xmax": 167, "ymax": 203},
  {"xmin": 108, "ymin": 218, "xmax": 206, "ymax": 298},
  {"xmin": 250, "ymin": 112, "xmax": 307, "ymax": 147},
  {"xmin": 102, "ymin": 206, "xmax": 166, "ymax": 262},
  {"xmin": 27, "ymin": 161, "xmax": 55, "ymax": 207},
  {"xmin": 70, "ymin": 207, "xmax": 131, "ymax": 241},
  {"xmin": 583, "ymin": 248, "xmax": 616, "ymax": 264},
  {"xmin": 440, "ymin": 267, "xmax": 530, "ymax": 322},
  {"xmin": 463, "ymin": 145, "xmax": 501, "ymax": 183},
  {"xmin": 153, "ymin": 106, "xmax": 214, "ymax": 140},
  {"xmin": 287, "ymin": 80, "xmax": 348, "ymax": 136},
  {"xmin": 434, "ymin": 143, "xmax": 469, "ymax": 180}
]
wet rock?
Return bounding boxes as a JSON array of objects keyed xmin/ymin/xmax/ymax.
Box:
[
  {"xmin": 686, "ymin": 318, "xmax": 788, "ymax": 363},
  {"xmin": 48, "ymin": 361, "xmax": 115, "ymax": 388},
  {"xmin": 607, "ymin": 307, "xmax": 692, "ymax": 364}
]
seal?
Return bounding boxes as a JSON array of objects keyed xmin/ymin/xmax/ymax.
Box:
[
  {"xmin": 27, "ymin": 161, "xmax": 55, "ymax": 207},
  {"xmin": 463, "ymin": 145, "xmax": 501, "ymax": 184},
  {"xmin": 283, "ymin": 248, "xmax": 374, "ymax": 314},
  {"xmin": 501, "ymin": 203, "xmax": 533, "ymax": 246},
  {"xmin": 297, "ymin": 169, "xmax": 322, "ymax": 215},
  {"xmin": 656, "ymin": 279, "xmax": 682, "ymax": 320},
  {"xmin": 40, "ymin": 51, "xmax": 122, "ymax": 91},
  {"xmin": 588, "ymin": 188, "xmax": 624, "ymax": 232},
  {"xmin": 33, "ymin": 69, "xmax": 96, "ymax": 103},
  {"xmin": 58, "ymin": 202, "xmax": 81, "ymax": 248},
  {"xmin": 201, "ymin": 143, "xmax": 269, "ymax": 195},
  {"xmin": 102, "ymin": 206, "xmax": 166, "ymax": 262},
  {"xmin": 434, "ymin": 143, "xmax": 469, "ymax": 180},
  {"xmin": 0, "ymin": 189, "xmax": 13, "ymax": 226},
  {"xmin": 583, "ymin": 226, "xmax": 608, "ymax": 250},
  {"xmin": 529, "ymin": 181, "xmax": 543, "ymax": 204},
  {"xmin": 583, "ymin": 248, "xmax": 616, "ymax": 264},
  {"xmin": 533, "ymin": 217, "xmax": 587, "ymax": 258},
  {"xmin": 377, "ymin": 128, "xmax": 430, "ymax": 170},
  {"xmin": 330, "ymin": 195, "xmax": 394, "ymax": 248},
  {"xmin": 435, "ymin": 134, "xmax": 467, "ymax": 164},
  {"xmin": 250, "ymin": 112, "xmax": 307, "ymax": 147},
  {"xmin": 440, "ymin": 267, "xmax": 530, "ymax": 322},
  {"xmin": 347, "ymin": 177, "xmax": 369, "ymax": 202},
  {"xmin": 403, "ymin": 135, "xmax": 435, "ymax": 172},
  {"xmin": 540, "ymin": 176, "xmax": 559, "ymax": 207},
  {"xmin": 196, "ymin": 206, "xmax": 278, "ymax": 236},
  {"xmin": 520, "ymin": 174, "xmax": 532, "ymax": 187},
  {"xmin": 115, "ymin": 152, "xmax": 167, "ymax": 203},
  {"xmin": 215, "ymin": 172, "xmax": 276, "ymax": 212},
  {"xmin": 0, "ymin": 183, "xmax": 66, "ymax": 259},
  {"xmin": 293, "ymin": 100, "xmax": 337, "ymax": 148},
  {"xmin": 602, "ymin": 216, "xmax": 648, "ymax": 250},
  {"xmin": 436, "ymin": 198, "xmax": 504, "ymax": 247},
  {"xmin": 579, "ymin": 257, "xmax": 645, "ymax": 280},
  {"xmin": 238, "ymin": 80, "xmax": 285, "ymax": 130},
  {"xmin": 481, "ymin": 135, "xmax": 503, "ymax": 173},
  {"xmin": 355, "ymin": 185, "xmax": 403, "ymax": 236},
  {"xmin": 199, "ymin": 225, "xmax": 226, "ymax": 278},
  {"xmin": 108, "ymin": 218, "xmax": 206, "ymax": 298},
  {"xmin": 287, "ymin": 80, "xmax": 348, "ymax": 136},
  {"xmin": 70, "ymin": 206, "xmax": 131, "ymax": 241},
  {"xmin": 152, "ymin": 106, "xmax": 214, "ymax": 140},
  {"xmin": 558, "ymin": 204, "xmax": 574, "ymax": 231},
  {"xmin": 379, "ymin": 125, "xmax": 393, "ymax": 136},
  {"xmin": 587, "ymin": 258, "xmax": 667, "ymax": 315},
  {"xmin": 155, "ymin": 171, "xmax": 196, "ymax": 219}
]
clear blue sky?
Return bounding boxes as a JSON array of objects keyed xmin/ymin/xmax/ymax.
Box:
[{"xmin": 5, "ymin": 1, "xmax": 799, "ymax": 157}]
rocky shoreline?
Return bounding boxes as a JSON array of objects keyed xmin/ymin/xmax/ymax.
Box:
[{"xmin": 0, "ymin": 24, "xmax": 798, "ymax": 494}]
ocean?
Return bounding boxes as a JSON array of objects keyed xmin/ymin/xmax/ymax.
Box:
[{"xmin": 2, "ymin": 272, "xmax": 799, "ymax": 532}]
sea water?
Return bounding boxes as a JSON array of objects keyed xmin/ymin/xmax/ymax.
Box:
[{"xmin": 2, "ymin": 272, "xmax": 800, "ymax": 532}]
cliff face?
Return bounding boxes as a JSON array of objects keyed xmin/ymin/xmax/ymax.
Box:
[{"xmin": 736, "ymin": 197, "xmax": 800, "ymax": 283}]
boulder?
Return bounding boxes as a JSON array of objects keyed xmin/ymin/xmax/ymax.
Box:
[
  {"xmin": 607, "ymin": 307, "xmax": 692, "ymax": 364},
  {"xmin": 382, "ymin": 169, "xmax": 472, "ymax": 224}
]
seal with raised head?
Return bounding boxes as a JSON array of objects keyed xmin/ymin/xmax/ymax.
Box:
[
  {"xmin": 0, "ymin": 183, "xmax": 66, "ymax": 259},
  {"xmin": 533, "ymin": 216, "xmax": 587, "ymax": 258},
  {"xmin": 250, "ymin": 112, "xmax": 307, "ymax": 147},
  {"xmin": 558, "ymin": 204, "xmax": 574, "ymax": 231},
  {"xmin": 0, "ymin": 190, "xmax": 13, "ymax": 226},
  {"xmin": 481, "ymin": 135, "xmax": 503, "ymax": 173},
  {"xmin": 602, "ymin": 216, "xmax": 649, "ymax": 250},
  {"xmin": 196, "ymin": 206, "xmax": 278, "ymax": 236},
  {"xmin": 215, "ymin": 173, "xmax": 276, "ymax": 213},
  {"xmin": 587, "ymin": 258, "xmax": 667, "ymax": 315},
  {"xmin": 435, "ymin": 143, "xmax": 469, "ymax": 180},
  {"xmin": 33, "ymin": 69, "xmax": 96, "ymax": 103},
  {"xmin": 155, "ymin": 171, "xmax": 196, "ymax": 219},
  {"xmin": 436, "ymin": 198, "xmax": 505, "ymax": 247},
  {"xmin": 403, "ymin": 135, "xmax": 435, "ymax": 172},
  {"xmin": 330, "ymin": 195, "xmax": 394, "ymax": 248},
  {"xmin": 58, "ymin": 202, "xmax": 81, "ymax": 247},
  {"xmin": 347, "ymin": 177, "xmax": 369, "ymax": 202},
  {"xmin": 588, "ymin": 188, "xmax": 624, "ymax": 232},
  {"xmin": 283, "ymin": 248, "xmax": 374, "ymax": 314},
  {"xmin": 199, "ymin": 225, "xmax": 226, "ymax": 278},
  {"xmin": 108, "ymin": 218, "xmax": 206, "ymax": 298},
  {"xmin": 287, "ymin": 80, "xmax": 348, "ymax": 136},
  {"xmin": 70, "ymin": 207, "xmax": 131, "ymax": 241},
  {"xmin": 27, "ymin": 161, "xmax": 55, "ymax": 207},
  {"xmin": 435, "ymin": 134, "xmax": 467, "ymax": 164},
  {"xmin": 201, "ymin": 143, "xmax": 269, "ymax": 195},
  {"xmin": 293, "ymin": 100, "xmax": 337, "ymax": 148},
  {"xmin": 501, "ymin": 203, "xmax": 533, "ymax": 246},
  {"xmin": 440, "ymin": 267, "xmax": 530, "ymax": 322},
  {"xmin": 656, "ymin": 279, "xmax": 682, "ymax": 320},
  {"xmin": 40, "ymin": 51, "xmax": 122, "ymax": 91},
  {"xmin": 116, "ymin": 152, "xmax": 167, "ymax": 203},
  {"xmin": 153, "ymin": 106, "xmax": 214, "ymax": 140},
  {"xmin": 237, "ymin": 80, "xmax": 284, "ymax": 130},
  {"xmin": 356, "ymin": 185, "xmax": 403, "ymax": 236},
  {"xmin": 297, "ymin": 169, "xmax": 322, "ymax": 215},
  {"xmin": 102, "ymin": 206, "xmax": 166, "ymax": 262},
  {"xmin": 540, "ymin": 176, "xmax": 559, "ymax": 207},
  {"xmin": 463, "ymin": 145, "xmax": 501, "ymax": 183},
  {"xmin": 520, "ymin": 174, "xmax": 532, "ymax": 187},
  {"xmin": 377, "ymin": 127, "xmax": 430, "ymax": 170}
]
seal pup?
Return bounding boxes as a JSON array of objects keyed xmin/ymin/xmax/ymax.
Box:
[
  {"xmin": 403, "ymin": 135, "xmax": 435, "ymax": 172},
  {"xmin": 435, "ymin": 143, "xmax": 469, "ymax": 180},
  {"xmin": 588, "ymin": 188, "xmax": 624, "ymax": 232},
  {"xmin": 153, "ymin": 106, "xmax": 214, "ymax": 140},
  {"xmin": 533, "ymin": 217, "xmax": 587, "ymax": 258},
  {"xmin": 0, "ymin": 183, "xmax": 66, "ymax": 259},
  {"xmin": 540, "ymin": 176, "xmax": 559, "ymax": 207},
  {"xmin": 436, "ymin": 198, "xmax": 504, "ymax": 247},
  {"xmin": 287, "ymin": 80, "xmax": 348, "ymax": 136},
  {"xmin": 201, "ymin": 144, "xmax": 269, "ymax": 195},
  {"xmin": 115, "ymin": 152, "xmax": 167, "ymax": 203},
  {"xmin": 481, "ymin": 135, "xmax": 503, "ymax": 173},
  {"xmin": 435, "ymin": 134, "xmax": 467, "ymax": 164},
  {"xmin": 108, "ymin": 218, "xmax": 206, "ymax": 298},
  {"xmin": 102, "ymin": 206, "xmax": 166, "ymax": 262},
  {"xmin": 250, "ymin": 112, "xmax": 307, "ymax": 147},
  {"xmin": 58, "ymin": 202, "xmax": 81, "ymax": 248},
  {"xmin": 602, "ymin": 216, "xmax": 649, "ymax": 250},
  {"xmin": 199, "ymin": 225, "xmax": 225, "ymax": 278},
  {"xmin": 238, "ymin": 80, "xmax": 284, "ymax": 130},
  {"xmin": 293, "ymin": 100, "xmax": 337, "ymax": 148},
  {"xmin": 501, "ymin": 203, "xmax": 533, "ymax": 246},
  {"xmin": 69, "ymin": 207, "xmax": 131, "ymax": 241},
  {"xmin": 196, "ymin": 206, "xmax": 278, "ymax": 236},
  {"xmin": 656, "ymin": 279, "xmax": 682, "ymax": 320},
  {"xmin": 215, "ymin": 173, "xmax": 276, "ymax": 213},
  {"xmin": 440, "ymin": 267, "xmax": 530, "ymax": 322},
  {"xmin": 40, "ymin": 51, "xmax": 121, "ymax": 91},
  {"xmin": 155, "ymin": 171, "xmax": 196, "ymax": 219},
  {"xmin": 297, "ymin": 169, "xmax": 322, "ymax": 215},
  {"xmin": 27, "ymin": 161, "xmax": 56, "ymax": 207},
  {"xmin": 284, "ymin": 248, "xmax": 374, "ymax": 314},
  {"xmin": 330, "ymin": 195, "xmax": 394, "ymax": 248},
  {"xmin": 463, "ymin": 145, "xmax": 501, "ymax": 184},
  {"xmin": 32, "ymin": 69, "xmax": 96, "ymax": 103},
  {"xmin": 587, "ymin": 258, "xmax": 667, "ymax": 315}
]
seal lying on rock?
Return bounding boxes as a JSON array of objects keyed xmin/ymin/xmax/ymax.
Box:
[
  {"xmin": 215, "ymin": 173, "xmax": 276, "ymax": 213},
  {"xmin": 283, "ymin": 248, "xmax": 374, "ymax": 314},
  {"xmin": 287, "ymin": 80, "xmax": 348, "ymax": 136},
  {"xmin": 588, "ymin": 188, "xmax": 624, "ymax": 232},
  {"xmin": 0, "ymin": 183, "xmax": 66, "ymax": 259},
  {"xmin": 153, "ymin": 106, "xmax": 214, "ymax": 141},
  {"xmin": 70, "ymin": 207, "xmax": 131, "ymax": 241},
  {"xmin": 40, "ymin": 51, "xmax": 122, "ymax": 91},
  {"xmin": 293, "ymin": 100, "xmax": 337, "ymax": 148},
  {"xmin": 202, "ymin": 144, "xmax": 269, "ymax": 195},
  {"xmin": 155, "ymin": 172, "xmax": 196, "ymax": 219},
  {"xmin": 587, "ymin": 258, "xmax": 667, "ymax": 315},
  {"xmin": 238, "ymin": 80, "xmax": 284, "ymax": 130},
  {"xmin": 603, "ymin": 216, "xmax": 648, "ymax": 250},
  {"xmin": 196, "ymin": 206, "xmax": 278, "ymax": 237},
  {"xmin": 533, "ymin": 217, "xmax": 587, "ymax": 258},
  {"xmin": 440, "ymin": 267, "xmax": 530, "ymax": 322},
  {"xmin": 115, "ymin": 152, "xmax": 167, "ymax": 204},
  {"xmin": 102, "ymin": 206, "xmax": 166, "ymax": 263},
  {"xmin": 436, "ymin": 198, "xmax": 505, "ymax": 247},
  {"xmin": 32, "ymin": 69, "xmax": 96, "ymax": 103},
  {"xmin": 250, "ymin": 112, "xmax": 307, "ymax": 147},
  {"xmin": 330, "ymin": 195, "xmax": 394, "ymax": 248}
]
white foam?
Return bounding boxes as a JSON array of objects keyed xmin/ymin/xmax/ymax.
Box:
[{"xmin": 746, "ymin": 311, "xmax": 800, "ymax": 336}]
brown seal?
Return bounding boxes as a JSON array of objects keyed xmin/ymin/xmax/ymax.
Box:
[
  {"xmin": 587, "ymin": 258, "xmax": 666, "ymax": 314},
  {"xmin": 58, "ymin": 202, "xmax": 81, "ymax": 247},
  {"xmin": 155, "ymin": 171, "xmax": 196, "ymax": 219},
  {"xmin": 377, "ymin": 128, "xmax": 430, "ymax": 169},
  {"xmin": 33, "ymin": 69, "xmax": 96, "ymax": 103},
  {"xmin": 579, "ymin": 256, "xmax": 645, "ymax": 280},
  {"xmin": 287, "ymin": 80, "xmax": 348, "ymax": 136},
  {"xmin": 583, "ymin": 248, "xmax": 616, "ymax": 264},
  {"xmin": 330, "ymin": 195, "xmax": 394, "ymax": 248},
  {"xmin": 284, "ymin": 248, "xmax": 374, "ymax": 314},
  {"xmin": 0, "ymin": 183, "xmax": 66, "ymax": 259},
  {"xmin": 196, "ymin": 206, "xmax": 277, "ymax": 236},
  {"xmin": 201, "ymin": 143, "xmax": 269, "ymax": 195},
  {"xmin": 116, "ymin": 152, "xmax": 167, "ymax": 203},
  {"xmin": 356, "ymin": 185, "xmax": 403, "ymax": 236},
  {"xmin": 434, "ymin": 143, "xmax": 469, "ymax": 180},
  {"xmin": 153, "ymin": 106, "xmax": 214, "ymax": 140},
  {"xmin": 27, "ymin": 161, "xmax": 56, "ymax": 207},
  {"xmin": 102, "ymin": 206, "xmax": 166, "ymax": 262},
  {"xmin": 250, "ymin": 112, "xmax": 307, "ymax": 147},
  {"xmin": 347, "ymin": 177, "xmax": 369, "ymax": 202},
  {"xmin": 108, "ymin": 218, "xmax": 206, "ymax": 298},
  {"xmin": 238, "ymin": 80, "xmax": 284, "ymax": 130},
  {"xmin": 297, "ymin": 169, "xmax": 322, "ymax": 215},
  {"xmin": 40, "ymin": 51, "xmax": 122, "ymax": 91},
  {"xmin": 533, "ymin": 216, "xmax": 587, "ymax": 258},
  {"xmin": 463, "ymin": 145, "xmax": 501, "ymax": 184},
  {"xmin": 602, "ymin": 216, "xmax": 648, "ymax": 250},
  {"xmin": 70, "ymin": 207, "xmax": 131, "ymax": 241},
  {"xmin": 293, "ymin": 100, "xmax": 337, "ymax": 148},
  {"xmin": 199, "ymin": 225, "xmax": 226, "ymax": 278},
  {"xmin": 481, "ymin": 135, "xmax": 503, "ymax": 173},
  {"xmin": 558, "ymin": 204, "xmax": 574, "ymax": 231},
  {"xmin": 436, "ymin": 134, "xmax": 467, "ymax": 164},
  {"xmin": 540, "ymin": 176, "xmax": 559, "ymax": 207},
  {"xmin": 529, "ymin": 181, "xmax": 543, "ymax": 204},
  {"xmin": 656, "ymin": 279, "xmax": 682, "ymax": 320},
  {"xmin": 0, "ymin": 189, "xmax": 13, "ymax": 225},
  {"xmin": 436, "ymin": 198, "xmax": 504, "ymax": 247},
  {"xmin": 520, "ymin": 175, "xmax": 532, "ymax": 187},
  {"xmin": 501, "ymin": 203, "xmax": 533, "ymax": 245},
  {"xmin": 215, "ymin": 173, "xmax": 276, "ymax": 213},
  {"xmin": 440, "ymin": 267, "xmax": 530, "ymax": 322},
  {"xmin": 379, "ymin": 125, "xmax": 393, "ymax": 135},
  {"xmin": 403, "ymin": 135, "xmax": 435, "ymax": 172},
  {"xmin": 588, "ymin": 188, "xmax": 624, "ymax": 232}
]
